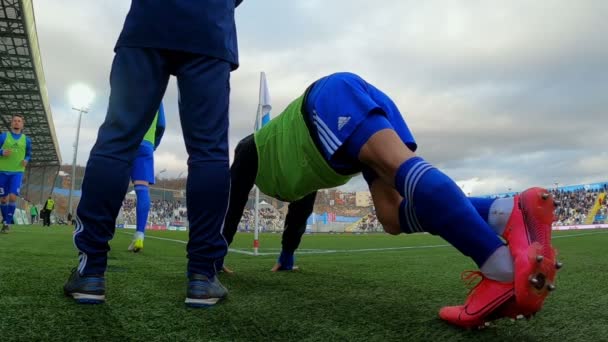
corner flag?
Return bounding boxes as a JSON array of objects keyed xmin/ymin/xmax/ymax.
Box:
[
  {"xmin": 254, "ymin": 72, "xmax": 271, "ymax": 255},
  {"xmin": 255, "ymin": 72, "xmax": 272, "ymax": 131}
]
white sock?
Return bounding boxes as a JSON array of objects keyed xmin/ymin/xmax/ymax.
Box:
[
  {"xmin": 488, "ymin": 198, "xmax": 515, "ymax": 235},
  {"xmin": 480, "ymin": 245, "xmax": 514, "ymax": 282},
  {"xmin": 134, "ymin": 231, "xmax": 145, "ymax": 240}
]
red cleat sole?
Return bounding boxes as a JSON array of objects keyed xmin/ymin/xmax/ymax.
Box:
[{"xmin": 507, "ymin": 187, "xmax": 560, "ymax": 315}]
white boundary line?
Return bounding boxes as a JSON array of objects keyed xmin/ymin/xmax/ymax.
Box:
[{"xmin": 118, "ymin": 230, "xmax": 608, "ymax": 256}]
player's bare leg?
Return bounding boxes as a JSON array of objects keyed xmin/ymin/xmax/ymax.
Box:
[{"xmin": 358, "ymin": 128, "xmax": 516, "ymax": 328}]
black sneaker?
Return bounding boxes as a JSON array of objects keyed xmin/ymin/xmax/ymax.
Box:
[
  {"xmin": 184, "ymin": 274, "xmax": 228, "ymax": 308},
  {"xmin": 63, "ymin": 268, "xmax": 106, "ymax": 304},
  {"xmin": 1, "ymin": 223, "xmax": 9, "ymax": 234}
]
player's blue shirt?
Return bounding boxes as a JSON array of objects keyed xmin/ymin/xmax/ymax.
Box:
[
  {"xmin": 115, "ymin": 0, "xmax": 243, "ymax": 69},
  {"xmin": 0, "ymin": 131, "xmax": 32, "ymax": 175},
  {"xmin": 141, "ymin": 103, "xmax": 166, "ymax": 150}
]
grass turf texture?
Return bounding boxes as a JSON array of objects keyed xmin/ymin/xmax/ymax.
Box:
[{"xmin": 1, "ymin": 225, "xmax": 606, "ymax": 341}]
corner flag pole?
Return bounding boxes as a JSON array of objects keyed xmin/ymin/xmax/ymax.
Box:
[{"xmin": 253, "ymin": 72, "xmax": 271, "ymax": 256}]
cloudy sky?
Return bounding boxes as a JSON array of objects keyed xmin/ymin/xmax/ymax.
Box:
[{"xmin": 32, "ymin": 0, "xmax": 607, "ymax": 195}]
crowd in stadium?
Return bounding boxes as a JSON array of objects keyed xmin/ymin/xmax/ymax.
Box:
[
  {"xmin": 115, "ymin": 187, "xmax": 607, "ymax": 229},
  {"xmin": 357, "ymin": 212, "xmax": 382, "ymax": 232},
  {"xmin": 550, "ymin": 188, "xmax": 598, "ymax": 226},
  {"xmin": 118, "ymin": 198, "xmax": 187, "ymax": 225},
  {"xmin": 237, "ymin": 207, "xmax": 284, "ymax": 232}
]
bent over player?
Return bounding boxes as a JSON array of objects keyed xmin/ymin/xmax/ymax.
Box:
[{"xmin": 220, "ymin": 72, "xmax": 561, "ymax": 328}]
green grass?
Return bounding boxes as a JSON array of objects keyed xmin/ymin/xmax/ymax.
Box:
[{"xmin": 1, "ymin": 225, "xmax": 607, "ymax": 341}]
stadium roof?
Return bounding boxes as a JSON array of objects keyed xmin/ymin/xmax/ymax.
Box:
[{"xmin": 0, "ymin": 0, "xmax": 61, "ymax": 167}]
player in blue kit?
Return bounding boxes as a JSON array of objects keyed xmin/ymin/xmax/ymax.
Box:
[
  {"xmin": 128, "ymin": 104, "xmax": 165, "ymax": 253},
  {"xmin": 0, "ymin": 114, "xmax": 32, "ymax": 233},
  {"xmin": 219, "ymin": 72, "xmax": 560, "ymax": 328},
  {"xmin": 64, "ymin": 0, "xmax": 244, "ymax": 307}
]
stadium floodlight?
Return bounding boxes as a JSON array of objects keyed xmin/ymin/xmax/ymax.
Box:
[
  {"xmin": 67, "ymin": 83, "xmax": 95, "ymax": 217},
  {"xmin": 68, "ymin": 83, "xmax": 95, "ymax": 110}
]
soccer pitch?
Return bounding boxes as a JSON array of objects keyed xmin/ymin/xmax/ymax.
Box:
[{"xmin": 1, "ymin": 226, "xmax": 607, "ymax": 341}]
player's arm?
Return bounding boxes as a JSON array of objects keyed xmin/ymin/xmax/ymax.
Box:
[
  {"xmin": 281, "ymin": 191, "xmax": 317, "ymax": 253},
  {"xmin": 23, "ymin": 136, "xmax": 32, "ymax": 164},
  {"xmin": 0, "ymin": 132, "xmax": 7, "ymax": 156},
  {"xmin": 154, "ymin": 103, "xmax": 166, "ymax": 150},
  {"xmin": 223, "ymin": 134, "xmax": 258, "ymax": 246}
]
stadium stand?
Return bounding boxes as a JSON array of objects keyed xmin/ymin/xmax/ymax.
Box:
[
  {"xmin": 117, "ymin": 198, "xmax": 187, "ymax": 225},
  {"xmin": 0, "ymin": 0, "xmax": 61, "ymax": 209},
  {"xmin": 116, "ymin": 183, "xmax": 608, "ymax": 232}
]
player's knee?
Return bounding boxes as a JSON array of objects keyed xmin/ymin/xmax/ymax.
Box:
[{"xmin": 8, "ymin": 194, "xmax": 17, "ymax": 202}]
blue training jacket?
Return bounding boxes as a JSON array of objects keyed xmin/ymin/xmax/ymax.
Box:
[{"xmin": 115, "ymin": 0, "xmax": 243, "ymax": 69}]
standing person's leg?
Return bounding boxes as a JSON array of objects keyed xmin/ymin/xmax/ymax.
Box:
[
  {"xmin": 175, "ymin": 54, "xmax": 231, "ymax": 307},
  {"xmin": 5, "ymin": 173, "xmax": 23, "ymax": 226},
  {"xmin": 65, "ymin": 48, "xmax": 170, "ymax": 304},
  {"xmin": 272, "ymin": 191, "xmax": 317, "ymax": 272},
  {"xmin": 0, "ymin": 195, "xmax": 7, "ymax": 232},
  {"xmin": 129, "ymin": 144, "xmax": 154, "ymax": 252},
  {"xmin": 129, "ymin": 181, "xmax": 150, "ymax": 251},
  {"xmin": 0, "ymin": 186, "xmax": 8, "ymax": 228}
]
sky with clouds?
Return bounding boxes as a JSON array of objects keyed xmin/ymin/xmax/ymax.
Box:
[{"xmin": 32, "ymin": 0, "xmax": 608, "ymax": 195}]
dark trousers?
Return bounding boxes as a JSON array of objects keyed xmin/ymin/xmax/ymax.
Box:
[
  {"xmin": 42, "ymin": 210, "xmax": 51, "ymax": 226},
  {"xmin": 74, "ymin": 47, "xmax": 231, "ymax": 276}
]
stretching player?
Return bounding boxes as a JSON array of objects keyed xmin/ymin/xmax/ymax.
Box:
[
  {"xmin": 128, "ymin": 104, "xmax": 165, "ymax": 252},
  {"xmin": 0, "ymin": 114, "xmax": 32, "ymax": 233},
  {"xmin": 220, "ymin": 72, "xmax": 560, "ymax": 328}
]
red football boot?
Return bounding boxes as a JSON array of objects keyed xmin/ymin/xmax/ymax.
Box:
[
  {"xmin": 439, "ymin": 271, "xmax": 514, "ymax": 329},
  {"xmin": 503, "ymin": 187, "xmax": 562, "ymax": 315}
]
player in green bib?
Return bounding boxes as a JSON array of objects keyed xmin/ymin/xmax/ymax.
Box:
[
  {"xmin": 0, "ymin": 114, "xmax": 32, "ymax": 233},
  {"xmin": 220, "ymin": 72, "xmax": 560, "ymax": 328}
]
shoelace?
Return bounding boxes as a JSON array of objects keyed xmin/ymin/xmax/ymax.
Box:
[{"xmin": 460, "ymin": 270, "xmax": 485, "ymax": 294}]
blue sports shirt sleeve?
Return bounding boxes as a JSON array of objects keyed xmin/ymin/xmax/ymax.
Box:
[
  {"xmin": 0, "ymin": 132, "xmax": 5, "ymax": 155},
  {"xmin": 24, "ymin": 136, "xmax": 32, "ymax": 162}
]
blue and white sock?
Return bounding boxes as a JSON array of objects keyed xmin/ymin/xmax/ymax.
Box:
[
  {"xmin": 0, "ymin": 203, "xmax": 7, "ymax": 224},
  {"xmin": 134, "ymin": 184, "xmax": 150, "ymax": 236},
  {"xmin": 469, "ymin": 197, "xmax": 514, "ymax": 236},
  {"xmin": 6, "ymin": 202, "xmax": 16, "ymax": 225},
  {"xmin": 394, "ymin": 157, "xmax": 509, "ymax": 278}
]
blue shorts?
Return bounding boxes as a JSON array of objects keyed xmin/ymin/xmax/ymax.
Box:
[
  {"xmin": 304, "ymin": 72, "xmax": 417, "ymax": 171},
  {"xmin": 0, "ymin": 172, "xmax": 23, "ymax": 196},
  {"xmin": 131, "ymin": 144, "xmax": 155, "ymax": 184}
]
